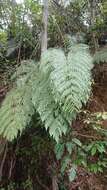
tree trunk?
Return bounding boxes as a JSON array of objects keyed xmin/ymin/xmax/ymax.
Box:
[
  {"xmin": 90, "ymin": 0, "xmax": 99, "ymax": 51},
  {"xmin": 41, "ymin": 0, "xmax": 48, "ymax": 53}
]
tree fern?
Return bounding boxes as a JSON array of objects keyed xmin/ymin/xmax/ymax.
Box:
[{"xmin": 0, "ymin": 44, "xmax": 93, "ymax": 142}]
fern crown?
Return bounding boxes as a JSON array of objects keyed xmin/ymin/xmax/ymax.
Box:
[{"xmin": 0, "ymin": 44, "xmax": 93, "ymax": 142}]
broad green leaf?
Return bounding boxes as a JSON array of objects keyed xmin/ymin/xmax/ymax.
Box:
[
  {"xmin": 96, "ymin": 144, "xmax": 105, "ymax": 153},
  {"xmin": 68, "ymin": 165, "xmax": 77, "ymax": 182},
  {"xmin": 91, "ymin": 146, "xmax": 97, "ymax": 156},
  {"xmin": 72, "ymin": 138, "xmax": 82, "ymax": 147},
  {"xmin": 61, "ymin": 156, "xmax": 71, "ymax": 174},
  {"xmin": 66, "ymin": 142, "xmax": 74, "ymax": 154},
  {"xmin": 55, "ymin": 143, "xmax": 65, "ymax": 160}
]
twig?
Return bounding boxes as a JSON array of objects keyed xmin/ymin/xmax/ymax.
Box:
[
  {"xmin": 8, "ymin": 155, "xmax": 16, "ymax": 180},
  {"xmin": 75, "ymin": 132, "xmax": 103, "ymax": 140}
]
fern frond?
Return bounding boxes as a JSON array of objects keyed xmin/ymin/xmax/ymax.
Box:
[
  {"xmin": 32, "ymin": 73, "xmax": 68, "ymax": 142},
  {"xmin": 0, "ymin": 60, "xmax": 36, "ymax": 141},
  {"xmin": 64, "ymin": 34, "xmax": 86, "ymax": 50},
  {"xmin": 40, "ymin": 48, "xmax": 67, "ymax": 74},
  {"xmin": 94, "ymin": 48, "xmax": 107, "ymax": 64},
  {"xmin": 40, "ymin": 45, "xmax": 93, "ymax": 122},
  {"xmin": 64, "ymin": 44, "xmax": 93, "ymax": 115},
  {"xmin": 0, "ymin": 45, "xmax": 93, "ymax": 142},
  {"xmin": 0, "ymin": 86, "xmax": 34, "ymax": 141},
  {"xmin": 12, "ymin": 60, "xmax": 38, "ymax": 87}
]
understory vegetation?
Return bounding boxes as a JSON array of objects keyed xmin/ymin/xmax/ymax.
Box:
[{"xmin": 0, "ymin": 0, "xmax": 107, "ymax": 190}]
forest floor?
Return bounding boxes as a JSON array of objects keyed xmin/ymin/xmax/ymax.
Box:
[{"xmin": 70, "ymin": 63, "xmax": 107, "ymax": 190}]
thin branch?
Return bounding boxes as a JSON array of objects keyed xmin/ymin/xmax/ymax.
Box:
[
  {"xmin": 8, "ymin": 155, "xmax": 16, "ymax": 180},
  {"xmin": 41, "ymin": 0, "xmax": 48, "ymax": 53},
  {"xmin": 75, "ymin": 132, "xmax": 104, "ymax": 140}
]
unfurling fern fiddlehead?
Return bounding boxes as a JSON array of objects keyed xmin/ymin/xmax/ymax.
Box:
[{"xmin": 0, "ymin": 45, "xmax": 93, "ymax": 142}]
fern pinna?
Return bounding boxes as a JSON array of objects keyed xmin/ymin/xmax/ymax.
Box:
[
  {"xmin": 0, "ymin": 44, "xmax": 93, "ymax": 142},
  {"xmin": 94, "ymin": 47, "xmax": 107, "ymax": 64}
]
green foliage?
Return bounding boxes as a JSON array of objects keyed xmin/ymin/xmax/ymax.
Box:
[
  {"xmin": 89, "ymin": 141, "xmax": 107, "ymax": 155},
  {"xmin": 61, "ymin": 156, "xmax": 71, "ymax": 174},
  {"xmin": 85, "ymin": 112, "xmax": 107, "ymax": 134},
  {"xmin": 0, "ymin": 87, "xmax": 34, "ymax": 141},
  {"xmin": 55, "ymin": 120, "xmax": 107, "ymax": 179},
  {"xmin": 68, "ymin": 165, "xmax": 77, "ymax": 182},
  {"xmin": 33, "ymin": 45, "xmax": 93, "ymax": 141},
  {"xmin": 75, "ymin": 139, "xmax": 107, "ymax": 173},
  {"xmin": 72, "ymin": 138, "xmax": 82, "ymax": 147},
  {"xmin": 94, "ymin": 48, "xmax": 107, "ymax": 64},
  {"xmin": 0, "ymin": 182, "xmax": 16, "ymax": 190},
  {"xmin": 102, "ymin": 1, "xmax": 107, "ymax": 14},
  {"xmin": 11, "ymin": 60, "xmax": 38, "ymax": 86},
  {"xmin": 0, "ymin": 45, "xmax": 93, "ymax": 142},
  {"xmin": 32, "ymin": 73, "xmax": 68, "ymax": 142},
  {"xmin": 0, "ymin": 32, "xmax": 7, "ymax": 44},
  {"xmin": 55, "ymin": 139, "xmax": 79, "ymax": 181},
  {"xmin": 66, "ymin": 142, "xmax": 74, "ymax": 154},
  {"xmin": 41, "ymin": 45, "xmax": 93, "ymax": 122},
  {"xmin": 0, "ymin": 61, "xmax": 36, "ymax": 141},
  {"xmin": 1, "ymin": 0, "xmax": 107, "ymax": 188},
  {"xmin": 88, "ymin": 159, "xmax": 107, "ymax": 174},
  {"xmin": 55, "ymin": 143, "xmax": 65, "ymax": 160},
  {"xmin": 22, "ymin": 177, "xmax": 33, "ymax": 190}
]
